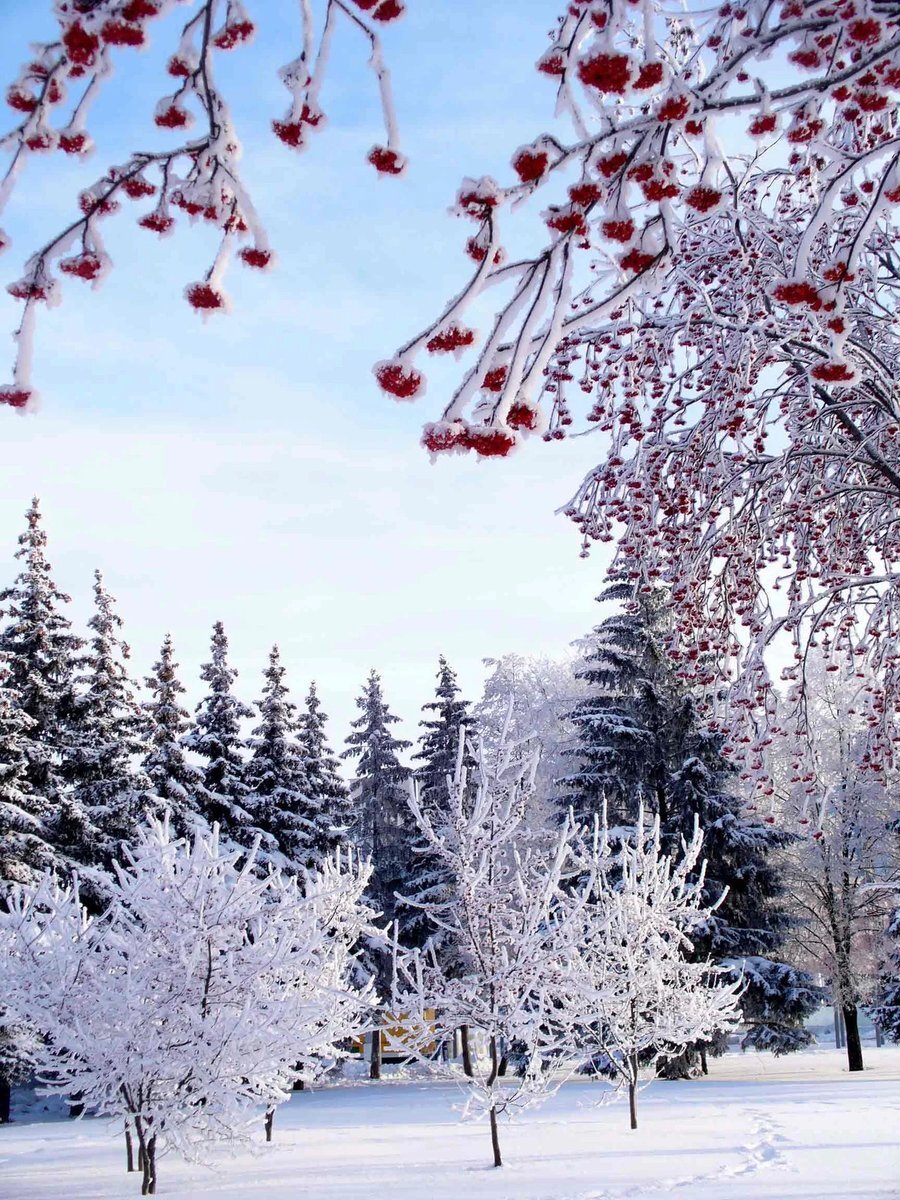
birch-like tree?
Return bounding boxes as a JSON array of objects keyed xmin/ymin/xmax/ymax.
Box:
[
  {"xmin": 0, "ymin": 818, "xmax": 375, "ymax": 1195},
  {"xmin": 394, "ymin": 734, "xmax": 587, "ymax": 1169},
  {"xmin": 570, "ymin": 809, "xmax": 742, "ymax": 1130}
]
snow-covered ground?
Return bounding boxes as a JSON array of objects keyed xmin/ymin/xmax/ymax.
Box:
[{"xmin": 2, "ymin": 1047, "xmax": 898, "ymax": 1199}]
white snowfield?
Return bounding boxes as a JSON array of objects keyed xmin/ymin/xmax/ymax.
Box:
[{"xmin": 1, "ymin": 1048, "xmax": 898, "ymax": 1200}]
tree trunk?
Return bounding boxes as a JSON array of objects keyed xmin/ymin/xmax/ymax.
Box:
[
  {"xmin": 264, "ymin": 1107, "xmax": 274, "ymax": 1142},
  {"xmin": 143, "ymin": 1134, "xmax": 157, "ymax": 1195},
  {"xmin": 487, "ymin": 1035, "xmax": 502, "ymax": 1167},
  {"xmin": 125, "ymin": 1123, "xmax": 135, "ymax": 1172},
  {"xmin": 0, "ymin": 1076, "xmax": 10, "ymax": 1124},
  {"xmin": 489, "ymin": 1104, "xmax": 502, "ymax": 1168},
  {"xmin": 497, "ymin": 1053, "xmax": 508, "ymax": 1077},
  {"xmin": 68, "ymin": 1091, "xmax": 84, "ymax": 1119},
  {"xmin": 369, "ymin": 1019, "xmax": 382, "ymax": 1081},
  {"xmin": 699, "ymin": 1046, "xmax": 709, "ymax": 1076},
  {"xmin": 843, "ymin": 1004, "xmax": 864, "ymax": 1072},
  {"xmin": 460, "ymin": 1025, "xmax": 474, "ymax": 1078},
  {"xmin": 629, "ymin": 1054, "xmax": 639, "ymax": 1130}
]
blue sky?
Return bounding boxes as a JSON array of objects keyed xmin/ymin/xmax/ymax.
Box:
[{"xmin": 0, "ymin": 1, "xmax": 611, "ymax": 752}]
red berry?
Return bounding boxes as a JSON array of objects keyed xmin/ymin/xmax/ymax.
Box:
[
  {"xmin": 426, "ymin": 325, "xmax": 476, "ymax": 354},
  {"xmin": 63, "ymin": 21, "xmax": 100, "ymax": 68},
  {"xmin": 59, "ymin": 252, "xmax": 103, "ymax": 281},
  {"xmin": 139, "ymin": 211, "xmax": 174, "ymax": 234},
  {"xmin": 59, "ymin": 131, "xmax": 90, "ymax": 154},
  {"xmin": 6, "ymin": 86, "xmax": 37, "ymax": 114},
  {"xmin": 122, "ymin": 176, "xmax": 156, "ymax": 199},
  {"xmin": 512, "ymin": 149, "xmax": 549, "ymax": 183},
  {"xmin": 465, "ymin": 428, "xmax": 517, "ymax": 458},
  {"xmin": 0, "ymin": 385, "xmax": 32, "ymax": 408},
  {"xmin": 100, "ymin": 21, "xmax": 145, "ymax": 47},
  {"xmin": 372, "ymin": 0, "xmax": 404, "ymax": 20},
  {"xmin": 684, "ymin": 186, "xmax": 722, "ymax": 212},
  {"xmin": 507, "ymin": 403, "xmax": 538, "ymax": 431},
  {"xmin": 367, "ymin": 145, "xmax": 406, "ymax": 175},
  {"xmin": 185, "ymin": 282, "xmax": 226, "ymax": 312},
  {"xmin": 213, "ymin": 21, "xmax": 255, "ymax": 50},
  {"xmin": 239, "ymin": 247, "xmax": 273, "ymax": 269},
  {"xmin": 374, "ymin": 360, "xmax": 424, "ymax": 400},
  {"xmin": 578, "ymin": 53, "xmax": 631, "ymax": 94},
  {"xmin": 155, "ymin": 105, "xmax": 190, "ymax": 129}
]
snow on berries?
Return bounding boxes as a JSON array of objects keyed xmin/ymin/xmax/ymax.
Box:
[
  {"xmin": 59, "ymin": 252, "xmax": 105, "ymax": 283},
  {"xmin": 154, "ymin": 102, "xmax": 192, "ymax": 130},
  {"xmin": 0, "ymin": 384, "xmax": 32, "ymax": 408},
  {"xmin": 185, "ymin": 282, "xmax": 229, "ymax": 316},
  {"xmin": 368, "ymin": 146, "xmax": 407, "ymax": 176},
  {"xmin": 374, "ymin": 360, "xmax": 425, "ymax": 401},
  {"xmin": 578, "ymin": 53, "xmax": 632, "ymax": 94},
  {"xmin": 238, "ymin": 247, "xmax": 274, "ymax": 270},
  {"xmin": 426, "ymin": 325, "xmax": 476, "ymax": 355},
  {"xmin": 512, "ymin": 147, "xmax": 550, "ymax": 183}
]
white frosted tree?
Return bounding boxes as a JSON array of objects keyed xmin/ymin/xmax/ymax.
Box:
[
  {"xmin": 0, "ymin": 818, "xmax": 375, "ymax": 1195},
  {"xmin": 570, "ymin": 809, "xmax": 742, "ymax": 1130},
  {"xmin": 394, "ymin": 733, "xmax": 587, "ymax": 1168}
]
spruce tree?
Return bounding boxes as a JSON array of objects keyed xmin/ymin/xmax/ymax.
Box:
[
  {"xmin": 184, "ymin": 622, "xmax": 255, "ymax": 847},
  {"xmin": 0, "ymin": 498, "xmax": 82, "ymax": 810},
  {"xmin": 871, "ymin": 838, "xmax": 900, "ymax": 1042},
  {"xmin": 342, "ymin": 670, "xmax": 414, "ymax": 925},
  {"xmin": 561, "ymin": 584, "xmax": 820, "ymax": 1064},
  {"xmin": 0, "ymin": 659, "xmax": 52, "ymax": 889},
  {"xmin": 297, "ymin": 680, "xmax": 353, "ymax": 863},
  {"xmin": 142, "ymin": 635, "xmax": 205, "ymax": 838},
  {"xmin": 245, "ymin": 646, "xmax": 310, "ymax": 871},
  {"xmin": 66, "ymin": 571, "xmax": 149, "ymax": 885},
  {"xmin": 342, "ymin": 670, "xmax": 413, "ymax": 1076}
]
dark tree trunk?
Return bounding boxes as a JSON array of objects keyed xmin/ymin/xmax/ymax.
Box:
[
  {"xmin": 369, "ymin": 1020, "xmax": 382, "ymax": 1081},
  {"xmin": 497, "ymin": 1053, "xmax": 508, "ymax": 1077},
  {"xmin": 843, "ymin": 1004, "xmax": 864, "ymax": 1073},
  {"xmin": 68, "ymin": 1091, "xmax": 84, "ymax": 1119},
  {"xmin": 461, "ymin": 1025, "xmax": 474, "ymax": 1078},
  {"xmin": 142, "ymin": 1134, "xmax": 157, "ymax": 1194},
  {"xmin": 125, "ymin": 1123, "xmax": 135, "ymax": 1172},
  {"xmin": 699, "ymin": 1046, "xmax": 709, "ymax": 1076},
  {"xmin": 629, "ymin": 1053, "xmax": 639, "ymax": 1130},
  {"xmin": 487, "ymin": 1035, "xmax": 502, "ymax": 1167},
  {"xmin": 264, "ymin": 1107, "xmax": 275, "ymax": 1142},
  {"xmin": 0, "ymin": 1076, "xmax": 11, "ymax": 1124}
]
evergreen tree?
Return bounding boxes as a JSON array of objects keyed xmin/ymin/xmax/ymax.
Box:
[
  {"xmin": 142, "ymin": 635, "xmax": 205, "ymax": 838},
  {"xmin": 342, "ymin": 670, "xmax": 414, "ymax": 1077},
  {"xmin": 561, "ymin": 584, "xmax": 820, "ymax": 1064},
  {"xmin": 342, "ymin": 670, "xmax": 414, "ymax": 926},
  {"xmin": 0, "ymin": 498, "xmax": 82, "ymax": 809},
  {"xmin": 413, "ymin": 657, "xmax": 476, "ymax": 810},
  {"xmin": 871, "ymin": 903, "xmax": 900, "ymax": 1043},
  {"xmin": 297, "ymin": 680, "xmax": 353, "ymax": 863},
  {"xmin": 184, "ymin": 622, "xmax": 255, "ymax": 847},
  {"xmin": 245, "ymin": 647, "xmax": 310, "ymax": 871},
  {"xmin": 0, "ymin": 659, "xmax": 52, "ymax": 889},
  {"xmin": 65, "ymin": 571, "xmax": 149, "ymax": 885}
]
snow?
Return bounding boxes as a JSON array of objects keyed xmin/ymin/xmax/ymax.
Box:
[{"xmin": 2, "ymin": 1047, "xmax": 898, "ymax": 1199}]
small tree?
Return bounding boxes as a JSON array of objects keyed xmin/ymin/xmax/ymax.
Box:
[
  {"xmin": 570, "ymin": 810, "xmax": 742, "ymax": 1130},
  {"xmin": 395, "ymin": 734, "xmax": 586, "ymax": 1168},
  {"xmin": 297, "ymin": 680, "xmax": 354, "ymax": 866},
  {"xmin": 185, "ymin": 621, "xmax": 256, "ymax": 847},
  {"xmin": 141, "ymin": 635, "xmax": 206, "ymax": 838},
  {"xmin": 0, "ymin": 818, "xmax": 375, "ymax": 1195}
]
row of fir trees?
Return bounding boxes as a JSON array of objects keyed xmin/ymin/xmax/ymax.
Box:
[{"xmin": 0, "ymin": 501, "xmax": 851, "ymax": 1118}]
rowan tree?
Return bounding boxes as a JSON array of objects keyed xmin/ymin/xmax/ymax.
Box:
[
  {"xmin": 372, "ymin": 1, "xmax": 900, "ymax": 792},
  {"xmin": 0, "ymin": 0, "xmax": 406, "ymax": 408}
]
